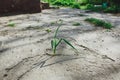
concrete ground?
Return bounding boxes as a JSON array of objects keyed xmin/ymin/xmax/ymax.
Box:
[{"xmin": 0, "ymin": 8, "xmax": 120, "ymax": 80}]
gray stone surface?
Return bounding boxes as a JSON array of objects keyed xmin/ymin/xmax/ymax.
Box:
[{"xmin": 0, "ymin": 8, "xmax": 120, "ymax": 80}]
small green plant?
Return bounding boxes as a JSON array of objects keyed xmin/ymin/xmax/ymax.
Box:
[
  {"xmin": 104, "ymin": 6, "xmax": 120, "ymax": 13},
  {"xmin": 46, "ymin": 29, "xmax": 52, "ymax": 33},
  {"xmin": 7, "ymin": 22, "xmax": 15, "ymax": 27},
  {"xmin": 72, "ymin": 22, "xmax": 81, "ymax": 26},
  {"xmin": 50, "ymin": 20, "xmax": 77, "ymax": 56},
  {"xmin": 85, "ymin": 18, "xmax": 113, "ymax": 29},
  {"xmin": 84, "ymin": 4, "xmax": 104, "ymax": 12},
  {"xmin": 50, "ymin": 21, "xmax": 56, "ymax": 25},
  {"xmin": 78, "ymin": 14, "xmax": 86, "ymax": 16},
  {"xmin": 71, "ymin": 3, "xmax": 80, "ymax": 9},
  {"xmin": 86, "ymin": 4, "xmax": 94, "ymax": 9}
]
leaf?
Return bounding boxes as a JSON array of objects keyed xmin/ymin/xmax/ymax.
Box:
[
  {"xmin": 51, "ymin": 40, "xmax": 53, "ymax": 48},
  {"xmin": 55, "ymin": 38, "xmax": 62, "ymax": 47},
  {"xmin": 54, "ymin": 25, "xmax": 61, "ymax": 38},
  {"xmin": 63, "ymin": 39, "xmax": 76, "ymax": 50},
  {"xmin": 51, "ymin": 38, "xmax": 59, "ymax": 54},
  {"xmin": 53, "ymin": 39, "xmax": 56, "ymax": 49},
  {"xmin": 53, "ymin": 39, "xmax": 57, "ymax": 54},
  {"xmin": 54, "ymin": 20, "xmax": 63, "ymax": 38},
  {"xmin": 7, "ymin": 22, "xmax": 15, "ymax": 27},
  {"xmin": 46, "ymin": 29, "xmax": 51, "ymax": 33}
]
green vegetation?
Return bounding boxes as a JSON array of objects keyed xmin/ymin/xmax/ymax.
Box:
[
  {"xmin": 46, "ymin": 29, "xmax": 52, "ymax": 33},
  {"xmin": 50, "ymin": 21, "xmax": 56, "ymax": 25},
  {"xmin": 104, "ymin": 6, "xmax": 120, "ymax": 13},
  {"xmin": 72, "ymin": 22, "xmax": 81, "ymax": 26},
  {"xmin": 41, "ymin": 0, "xmax": 120, "ymax": 13},
  {"xmin": 7, "ymin": 22, "xmax": 15, "ymax": 27},
  {"xmin": 85, "ymin": 4, "xmax": 103, "ymax": 11},
  {"xmin": 50, "ymin": 20, "xmax": 77, "ymax": 56},
  {"xmin": 77, "ymin": 14, "xmax": 86, "ymax": 16},
  {"xmin": 85, "ymin": 18, "xmax": 113, "ymax": 29},
  {"xmin": 71, "ymin": 3, "xmax": 80, "ymax": 9}
]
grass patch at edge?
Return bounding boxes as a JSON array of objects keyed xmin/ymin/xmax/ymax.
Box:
[{"xmin": 85, "ymin": 18, "xmax": 113, "ymax": 29}]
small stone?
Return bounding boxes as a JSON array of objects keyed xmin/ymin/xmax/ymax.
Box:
[
  {"xmin": 102, "ymin": 40, "xmax": 104, "ymax": 42},
  {"xmin": 3, "ymin": 74, "xmax": 8, "ymax": 77}
]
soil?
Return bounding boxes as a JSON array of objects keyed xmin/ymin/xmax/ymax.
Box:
[{"xmin": 0, "ymin": 8, "xmax": 120, "ymax": 80}]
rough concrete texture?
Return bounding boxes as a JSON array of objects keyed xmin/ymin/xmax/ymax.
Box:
[
  {"xmin": 0, "ymin": 8, "xmax": 120, "ymax": 80},
  {"xmin": 0, "ymin": 0, "xmax": 41, "ymax": 14}
]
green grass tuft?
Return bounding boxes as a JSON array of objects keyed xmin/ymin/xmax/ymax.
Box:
[
  {"xmin": 72, "ymin": 22, "xmax": 81, "ymax": 26},
  {"xmin": 46, "ymin": 29, "xmax": 52, "ymax": 33},
  {"xmin": 7, "ymin": 22, "xmax": 15, "ymax": 27},
  {"xmin": 85, "ymin": 18, "xmax": 113, "ymax": 29},
  {"xmin": 71, "ymin": 3, "xmax": 80, "ymax": 9}
]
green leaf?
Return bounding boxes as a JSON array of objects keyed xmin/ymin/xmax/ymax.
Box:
[
  {"xmin": 54, "ymin": 20, "xmax": 63, "ymax": 38},
  {"xmin": 51, "ymin": 40, "xmax": 54, "ymax": 49},
  {"xmin": 7, "ymin": 22, "xmax": 15, "ymax": 27},
  {"xmin": 52, "ymin": 38, "xmax": 59, "ymax": 54},
  {"xmin": 46, "ymin": 29, "xmax": 51, "ymax": 33},
  {"xmin": 63, "ymin": 39, "xmax": 76, "ymax": 50},
  {"xmin": 54, "ymin": 25, "xmax": 61, "ymax": 38},
  {"xmin": 53, "ymin": 39, "xmax": 56, "ymax": 49},
  {"xmin": 56, "ymin": 38, "xmax": 62, "ymax": 47}
]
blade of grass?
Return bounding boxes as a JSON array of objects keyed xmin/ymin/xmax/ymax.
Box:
[
  {"xmin": 55, "ymin": 38, "xmax": 62, "ymax": 47},
  {"xmin": 63, "ymin": 39, "xmax": 76, "ymax": 50},
  {"xmin": 51, "ymin": 40, "xmax": 54, "ymax": 49},
  {"xmin": 54, "ymin": 25, "xmax": 60, "ymax": 38},
  {"xmin": 51, "ymin": 39, "xmax": 56, "ymax": 50},
  {"xmin": 52, "ymin": 38, "xmax": 59, "ymax": 54},
  {"xmin": 54, "ymin": 20, "xmax": 63, "ymax": 38}
]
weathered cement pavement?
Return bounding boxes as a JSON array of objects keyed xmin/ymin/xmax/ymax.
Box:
[{"xmin": 0, "ymin": 8, "xmax": 120, "ymax": 80}]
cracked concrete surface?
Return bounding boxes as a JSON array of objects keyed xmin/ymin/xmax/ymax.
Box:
[{"xmin": 0, "ymin": 8, "xmax": 120, "ymax": 80}]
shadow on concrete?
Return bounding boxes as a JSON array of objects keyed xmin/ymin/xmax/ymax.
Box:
[{"xmin": 0, "ymin": 11, "xmax": 41, "ymax": 17}]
